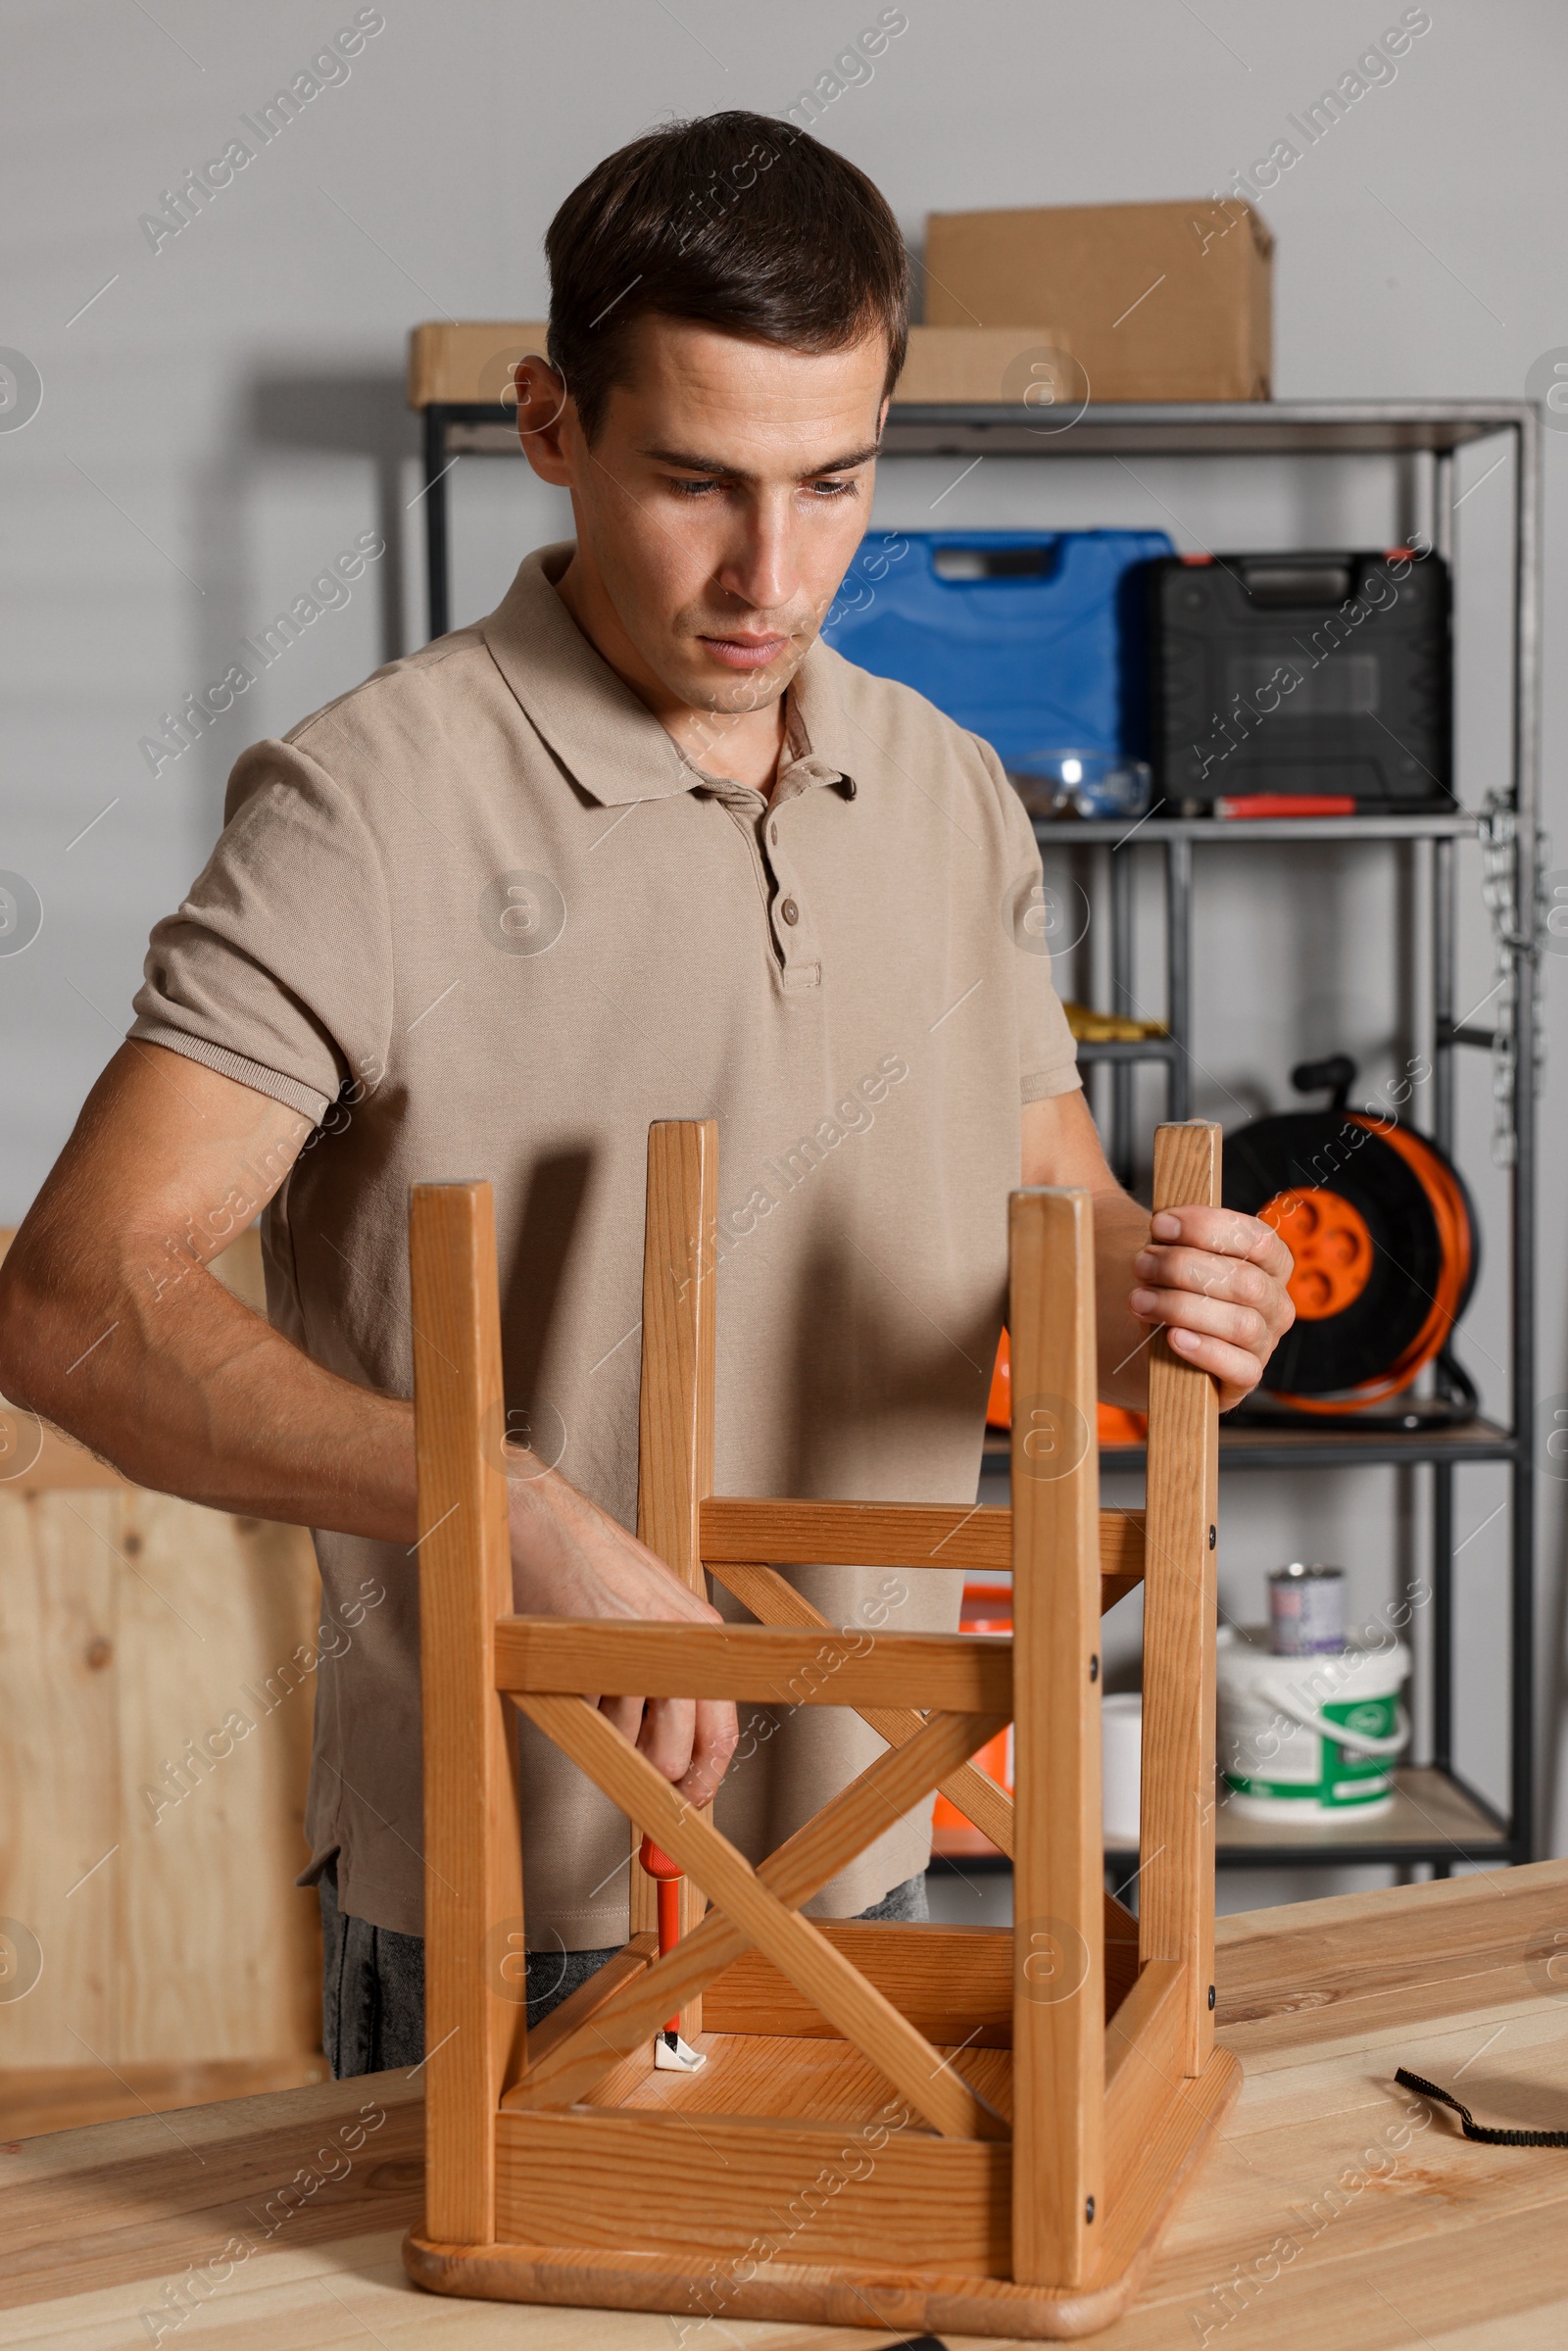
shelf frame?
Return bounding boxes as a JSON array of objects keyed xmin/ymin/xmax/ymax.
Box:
[{"xmin": 413, "ymin": 391, "xmax": 1542, "ymax": 1883}]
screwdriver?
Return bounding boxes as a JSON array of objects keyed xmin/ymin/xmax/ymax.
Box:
[{"xmin": 638, "ymin": 1833, "xmax": 707, "ymax": 2073}]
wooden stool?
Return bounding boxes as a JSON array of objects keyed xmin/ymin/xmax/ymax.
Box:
[{"xmin": 402, "ymin": 1119, "xmax": 1238, "ymax": 2337}]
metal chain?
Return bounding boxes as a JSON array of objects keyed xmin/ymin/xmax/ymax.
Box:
[{"xmin": 1477, "ymin": 789, "xmax": 1548, "ymax": 1167}]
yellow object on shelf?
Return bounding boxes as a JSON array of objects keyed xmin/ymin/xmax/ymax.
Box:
[{"xmin": 1062, "ymin": 1000, "xmax": 1170, "ymax": 1044}]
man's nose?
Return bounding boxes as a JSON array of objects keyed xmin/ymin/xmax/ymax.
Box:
[{"xmin": 716, "ymin": 496, "xmax": 798, "ymax": 614}]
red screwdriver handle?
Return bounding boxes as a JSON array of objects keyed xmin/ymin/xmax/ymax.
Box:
[
  {"xmin": 638, "ymin": 1833, "xmax": 684, "ymax": 2035},
  {"xmin": 638, "ymin": 1835, "xmax": 682, "ymax": 1884}
]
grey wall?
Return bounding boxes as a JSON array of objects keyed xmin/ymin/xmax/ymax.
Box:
[{"xmin": 4, "ymin": 0, "xmax": 1565, "ymax": 1897}]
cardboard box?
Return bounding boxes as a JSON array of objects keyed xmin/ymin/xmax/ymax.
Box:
[
  {"xmin": 922, "ymin": 200, "xmax": 1273, "ymax": 403},
  {"xmin": 407, "ymin": 321, "xmax": 549, "ymax": 408},
  {"xmin": 892, "ymin": 324, "xmax": 1074, "ymax": 405},
  {"xmin": 410, "ymin": 321, "xmax": 1076, "ymax": 413}
]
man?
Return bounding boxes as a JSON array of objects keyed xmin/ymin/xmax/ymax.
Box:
[{"xmin": 0, "ymin": 112, "xmax": 1292, "ymax": 2076}]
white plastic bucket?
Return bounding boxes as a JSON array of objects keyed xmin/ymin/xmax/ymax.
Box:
[
  {"xmin": 1217, "ymin": 1626, "xmax": 1410, "ymax": 1820},
  {"xmin": 1102, "ymin": 1694, "xmax": 1142, "ymax": 1844}
]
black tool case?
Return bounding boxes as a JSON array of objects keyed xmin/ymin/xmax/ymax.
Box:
[{"xmin": 1147, "ymin": 548, "xmax": 1452, "ymax": 811}]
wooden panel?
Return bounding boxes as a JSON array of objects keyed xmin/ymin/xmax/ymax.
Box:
[
  {"xmin": 702, "ymin": 1494, "xmax": 1144, "ymax": 1586},
  {"xmin": 117, "ymin": 1494, "xmax": 319, "ymax": 2063},
  {"xmin": 508, "ymin": 1707, "xmax": 1004, "ymax": 2114},
  {"xmin": 705, "ymin": 1924, "xmax": 1014, "ymax": 2044},
  {"xmin": 1008, "ymin": 1186, "xmax": 1102, "ymax": 2289},
  {"xmin": 631, "ymin": 1121, "xmax": 717, "ymax": 2014},
  {"xmin": 497, "ymin": 1618, "xmax": 1011, "ymax": 1710},
  {"xmin": 0, "ymin": 1226, "xmax": 320, "ymax": 2087},
  {"xmin": 1138, "ymin": 1124, "xmax": 1222, "ymax": 2079},
  {"xmin": 495, "ymin": 2107, "xmax": 1009, "ymax": 2272},
  {"xmin": 0, "ymin": 1490, "xmax": 120, "ymax": 2068},
  {"xmin": 0, "ymin": 1225, "xmax": 321, "ymax": 2085},
  {"xmin": 1102, "ymin": 1956, "xmax": 1188, "ymax": 2200},
  {"xmin": 514, "ymin": 1693, "xmax": 1007, "ymax": 2140},
  {"xmin": 410, "ymin": 1182, "xmax": 524, "ymax": 2246},
  {"xmin": 0, "ymin": 1475, "xmax": 319, "ymax": 2076}
]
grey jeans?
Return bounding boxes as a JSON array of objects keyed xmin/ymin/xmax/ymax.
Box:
[{"xmin": 318, "ymin": 1858, "xmax": 928, "ymax": 2079}]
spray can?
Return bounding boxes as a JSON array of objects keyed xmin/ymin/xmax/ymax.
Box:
[{"xmin": 1268, "ymin": 1561, "xmax": 1346, "ymax": 1656}]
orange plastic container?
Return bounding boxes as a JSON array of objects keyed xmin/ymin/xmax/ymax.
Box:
[
  {"xmin": 933, "ymin": 1582, "xmax": 1013, "ymax": 1832},
  {"xmin": 988, "ymin": 1329, "xmax": 1147, "ymax": 1445}
]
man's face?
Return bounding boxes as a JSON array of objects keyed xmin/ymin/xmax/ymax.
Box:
[{"xmin": 533, "ymin": 315, "xmax": 888, "ymax": 717}]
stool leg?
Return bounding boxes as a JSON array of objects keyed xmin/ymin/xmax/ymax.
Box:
[
  {"xmin": 1138, "ymin": 1124, "xmax": 1222, "ymax": 2077},
  {"xmin": 411, "ymin": 1180, "xmax": 523, "ymax": 2246},
  {"xmin": 1010, "ymin": 1185, "xmax": 1103, "ymax": 2290},
  {"xmin": 633, "ymin": 1120, "xmax": 718, "ymax": 2040}
]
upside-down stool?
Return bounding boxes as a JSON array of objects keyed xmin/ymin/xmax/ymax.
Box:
[{"xmin": 403, "ymin": 1117, "xmax": 1238, "ymax": 2338}]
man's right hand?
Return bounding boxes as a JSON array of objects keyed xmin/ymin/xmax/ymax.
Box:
[{"xmin": 506, "ymin": 1456, "xmax": 738, "ymax": 1805}]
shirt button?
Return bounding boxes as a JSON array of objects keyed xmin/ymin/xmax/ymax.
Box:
[{"xmin": 780, "ymin": 897, "xmax": 799, "ymax": 925}]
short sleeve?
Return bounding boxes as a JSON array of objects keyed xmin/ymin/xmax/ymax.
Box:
[
  {"xmin": 972, "ymin": 737, "xmax": 1082, "ymax": 1105},
  {"xmin": 127, "ymin": 737, "xmax": 393, "ymax": 1126}
]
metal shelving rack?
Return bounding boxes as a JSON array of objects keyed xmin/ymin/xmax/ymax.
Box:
[{"xmin": 416, "ymin": 395, "xmax": 1542, "ymax": 1883}]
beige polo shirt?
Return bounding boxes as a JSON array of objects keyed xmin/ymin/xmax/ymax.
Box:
[{"xmin": 128, "ymin": 543, "xmax": 1080, "ymax": 1945}]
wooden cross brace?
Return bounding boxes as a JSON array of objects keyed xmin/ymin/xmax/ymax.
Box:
[{"xmin": 511, "ymin": 1687, "xmax": 1009, "ymax": 2138}]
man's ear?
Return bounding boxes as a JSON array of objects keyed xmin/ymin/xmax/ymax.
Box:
[{"xmin": 513, "ymin": 355, "xmax": 574, "ymax": 485}]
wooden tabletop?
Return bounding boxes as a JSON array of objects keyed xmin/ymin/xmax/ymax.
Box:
[{"xmin": 6, "ymin": 1859, "xmax": 1568, "ymax": 2348}]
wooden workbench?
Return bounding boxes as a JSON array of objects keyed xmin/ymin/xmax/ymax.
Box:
[{"xmin": 6, "ymin": 1859, "xmax": 1568, "ymax": 2347}]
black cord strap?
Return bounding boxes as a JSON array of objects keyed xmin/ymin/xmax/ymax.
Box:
[{"xmin": 1396, "ymin": 2066, "xmax": 1568, "ymax": 2148}]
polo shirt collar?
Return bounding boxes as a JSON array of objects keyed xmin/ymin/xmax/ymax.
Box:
[{"xmin": 480, "ymin": 544, "xmax": 857, "ymax": 808}]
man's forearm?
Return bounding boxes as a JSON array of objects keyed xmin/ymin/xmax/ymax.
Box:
[{"xmin": 0, "ymin": 1243, "xmax": 419, "ymax": 1541}]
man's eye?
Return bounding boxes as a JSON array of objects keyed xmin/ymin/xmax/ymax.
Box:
[
  {"xmin": 669, "ymin": 477, "xmax": 721, "ymax": 497},
  {"xmin": 807, "ymin": 479, "xmax": 858, "ymax": 499}
]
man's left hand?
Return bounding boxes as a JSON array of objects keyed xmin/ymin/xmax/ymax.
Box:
[{"xmin": 1128, "ymin": 1205, "xmax": 1296, "ymax": 1412}]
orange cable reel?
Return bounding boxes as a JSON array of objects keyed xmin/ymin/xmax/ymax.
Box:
[{"xmin": 1224, "ymin": 1056, "xmax": 1478, "ymax": 1423}]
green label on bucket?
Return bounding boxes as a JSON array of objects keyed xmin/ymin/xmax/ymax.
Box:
[
  {"xmin": 1323, "ymin": 1692, "xmax": 1398, "ymax": 1777},
  {"xmin": 1223, "ymin": 1690, "xmax": 1399, "ymax": 1804}
]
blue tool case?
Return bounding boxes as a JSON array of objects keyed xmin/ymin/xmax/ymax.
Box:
[{"xmin": 819, "ymin": 527, "xmax": 1173, "ymax": 773}]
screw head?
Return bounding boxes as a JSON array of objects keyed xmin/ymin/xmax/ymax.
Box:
[
  {"xmin": 1085, "ymin": 2195, "xmax": 1096, "ymax": 2223},
  {"xmin": 1208, "ymin": 1983, "xmax": 1217, "ymax": 2011},
  {"xmin": 1089, "ymin": 1653, "xmax": 1100, "ymax": 1683},
  {"xmin": 1207, "ymin": 1524, "xmax": 1217, "ymax": 1550}
]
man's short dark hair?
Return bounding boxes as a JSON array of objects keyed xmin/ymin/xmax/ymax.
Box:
[{"xmin": 545, "ymin": 111, "xmax": 909, "ymax": 442}]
